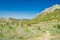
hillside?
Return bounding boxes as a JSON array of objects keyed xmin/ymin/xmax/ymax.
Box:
[
  {"xmin": 0, "ymin": 4, "xmax": 60, "ymax": 40},
  {"xmin": 33, "ymin": 4, "xmax": 60, "ymax": 23}
]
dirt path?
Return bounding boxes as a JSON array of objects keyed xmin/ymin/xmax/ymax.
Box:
[
  {"xmin": 26, "ymin": 31, "xmax": 51, "ymax": 40},
  {"xmin": 51, "ymin": 35, "xmax": 60, "ymax": 40}
]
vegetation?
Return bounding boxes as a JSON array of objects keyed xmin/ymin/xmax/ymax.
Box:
[{"xmin": 0, "ymin": 5, "xmax": 60, "ymax": 40}]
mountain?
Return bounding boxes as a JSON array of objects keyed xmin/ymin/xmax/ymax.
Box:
[{"xmin": 33, "ymin": 4, "xmax": 60, "ymax": 23}]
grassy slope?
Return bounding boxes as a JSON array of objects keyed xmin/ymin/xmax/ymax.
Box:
[
  {"xmin": 33, "ymin": 9, "xmax": 60, "ymax": 23},
  {"xmin": 0, "ymin": 9, "xmax": 60, "ymax": 40}
]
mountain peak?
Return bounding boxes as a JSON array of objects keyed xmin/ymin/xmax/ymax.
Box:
[
  {"xmin": 53, "ymin": 4, "xmax": 60, "ymax": 7},
  {"xmin": 51, "ymin": 4, "xmax": 60, "ymax": 9},
  {"xmin": 41, "ymin": 4, "xmax": 60, "ymax": 14}
]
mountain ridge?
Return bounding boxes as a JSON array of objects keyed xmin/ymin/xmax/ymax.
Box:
[{"xmin": 33, "ymin": 4, "xmax": 60, "ymax": 23}]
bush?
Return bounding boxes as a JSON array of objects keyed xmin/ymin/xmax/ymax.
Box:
[{"xmin": 54, "ymin": 24, "xmax": 60, "ymax": 29}]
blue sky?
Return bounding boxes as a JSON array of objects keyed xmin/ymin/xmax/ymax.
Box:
[{"xmin": 0, "ymin": 0, "xmax": 60, "ymax": 19}]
